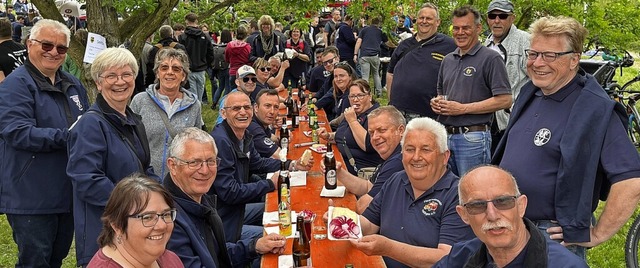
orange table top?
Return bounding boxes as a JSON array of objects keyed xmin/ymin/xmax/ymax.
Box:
[{"xmin": 261, "ymin": 89, "xmax": 385, "ymax": 268}]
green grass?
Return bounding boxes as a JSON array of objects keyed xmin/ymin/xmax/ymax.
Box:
[{"xmin": 2, "ymin": 68, "xmax": 640, "ymax": 266}]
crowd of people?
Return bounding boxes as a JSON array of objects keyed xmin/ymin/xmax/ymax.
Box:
[{"xmin": 0, "ymin": 0, "xmax": 639, "ymax": 267}]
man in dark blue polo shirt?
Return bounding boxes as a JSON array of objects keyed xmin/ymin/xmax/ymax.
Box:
[
  {"xmin": 333, "ymin": 106, "xmax": 406, "ymax": 213},
  {"xmin": 248, "ymin": 88, "xmax": 281, "ymax": 158},
  {"xmin": 430, "ymin": 6, "xmax": 511, "ymax": 176},
  {"xmin": 493, "ymin": 16, "xmax": 640, "ymax": 259},
  {"xmin": 387, "ymin": 3, "xmax": 456, "ymax": 122},
  {"xmin": 350, "ymin": 117, "xmax": 474, "ymax": 268},
  {"xmin": 434, "ymin": 166, "xmax": 587, "ymax": 267},
  {"xmin": 354, "ymin": 17, "xmax": 388, "ymax": 96}
]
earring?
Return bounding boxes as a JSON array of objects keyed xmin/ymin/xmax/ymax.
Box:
[{"xmin": 117, "ymin": 235, "xmax": 122, "ymax": 244}]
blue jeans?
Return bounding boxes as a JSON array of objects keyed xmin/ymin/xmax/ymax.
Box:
[
  {"xmin": 447, "ymin": 130, "xmax": 491, "ymax": 176},
  {"xmin": 6, "ymin": 213, "xmax": 74, "ymax": 268},
  {"xmin": 359, "ymin": 55, "xmax": 382, "ymax": 95},
  {"xmin": 533, "ymin": 220, "xmax": 588, "ymax": 260},
  {"xmin": 188, "ymin": 70, "xmax": 206, "ymax": 102}
]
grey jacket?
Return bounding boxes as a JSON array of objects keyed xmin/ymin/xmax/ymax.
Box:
[
  {"xmin": 130, "ymin": 85, "xmax": 204, "ymax": 178},
  {"xmin": 485, "ymin": 25, "xmax": 531, "ymax": 130}
]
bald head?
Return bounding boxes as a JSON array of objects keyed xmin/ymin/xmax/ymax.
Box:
[{"xmin": 459, "ymin": 165, "xmax": 520, "ymax": 204}]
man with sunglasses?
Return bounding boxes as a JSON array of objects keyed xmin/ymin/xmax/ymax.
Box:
[
  {"xmin": 493, "ymin": 16, "xmax": 640, "ymax": 259},
  {"xmin": 350, "ymin": 117, "xmax": 474, "ymax": 268},
  {"xmin": 484, "ymin": 0, "xmax": 531, "ymax": 153},
  {"xmin": 434, "ymin": 166, "xmax": 587, "ymax": 267},
  {"xmin": 0, "ymin": 19, "xmax": 89, "ymax": 267},
  {"xmin": 165, "ymin": 127, "xmax": 286, "ymax": 267},
  {"xmin": 211, "ymin": 91, "xmax": 313, "ymax": 245},
  {"xmin": 215, "ymin": 65, "xmax": 259, "ymax": 125}
]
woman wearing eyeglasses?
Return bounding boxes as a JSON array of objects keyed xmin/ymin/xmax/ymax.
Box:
[
  {"xmin": 318, "ymin": 79, "xmax": 383, "ymax": 175},
  {"xmin": 88, "ymin": 174, "xmax": 183, "ymax": 267},
  {"xmin": 67, "ymin": 47, "xmax": 160, "ymax": 267},
  {"xmin": 131, "ymin": 48, "xmax": 204, "ymax": 179}
]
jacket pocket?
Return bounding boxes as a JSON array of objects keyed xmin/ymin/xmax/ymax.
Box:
[{"xmin": 16, "ymin": 154, "xmax": 35, "ymax": 182}]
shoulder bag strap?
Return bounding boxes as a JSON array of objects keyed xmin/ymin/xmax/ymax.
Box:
[{"xmin": 150, "ymin": 101, "xmax": 178, "ymax": 138}]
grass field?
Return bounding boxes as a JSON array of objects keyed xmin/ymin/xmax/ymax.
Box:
[{"xmin": 2, "ymin": 63, "xmax": 640, "ymax": 267}]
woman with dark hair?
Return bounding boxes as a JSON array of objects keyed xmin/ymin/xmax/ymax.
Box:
[
  {"xmin": 87, "ymin": 174, "xmax": 183, "ymax": 267},
  {"xmin": 318, "ymin": 79, "xmax": 383, "ymax": 175},
  {"xmin": 283, "ymin": 25, "xmax": 311, "ymax": 88},
  {"xmin": 315, "ymin": 61, "xmax": 356, "ymax": 121},
  {"xmin": 226, "ymin": 25, "xmax": 252, "ymax": 89}
]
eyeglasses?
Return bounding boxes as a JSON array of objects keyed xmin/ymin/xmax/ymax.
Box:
[
  {"xmin": 348, "ymin": 93, "xmax": 368, "ymax": 100},
  {"xmin": 159, "ymin": 65, "xmax": 183, "ymax": 73},
  {"xmin": 525, "ymin": 49, "xmax": 576, "ymax": 62},
  {"xmin": 242, "ymin": 77, "xmax": 258, "ymax": 83},
  {"xmin": 129, "ymin": 209, "xmax": 177, "ymax": 227},
  {"xmin": 487, "ymin": 13, "xmax": 511, "ymax": 20},
  {"xmin": 223, "ymin": 105, "xmax": 253, "ymax": 112},
  {"xmin": 30, "ymin": 39, "xmax": 69, "ymax": 54},
  {"xmin": 462, "ymin": 195, "xmax": 518, "ymax": 215},
  {"xmin": 99, "ymin": 72, "xmax": 135, "ymax": 85},
  {"xmin": 173, "ymin": 157, "xmax": 221, "ymax": 169},
  {"xmin": 322, "ymin": 56, "xmax": 337, "ymax": 66},
  {"xmin": 258, "ymin": 67, "xmax": 272, "ymax": 72}
]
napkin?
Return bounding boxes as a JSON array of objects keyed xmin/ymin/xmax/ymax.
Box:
[
  {"xmin": 266, "ymin": 171, "xmax": 307, "ymax": 187},
  {"xmin": 265, "ymin": 224, "xmax": 297, "ymax": 238},
  {"xmin": 263, "ymin": 211, "xmax": 298, "ymax": 225},
  {"xmin": 278, "ymin": 255, "xmax": 293, "ymax": 268},
  {"xmin": 320, "ymin": 186, "xmax": 346, "ymax": 197}
]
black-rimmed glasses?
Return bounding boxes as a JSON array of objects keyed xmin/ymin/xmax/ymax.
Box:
[
  {"xmin": 348, "ymin": 93, "xmax": 368, "ymax": 101},
  {"xmin": 258, "ymin": 67, "xmax": 272, "ymax": 72},
  {"xmin": 525, "ymin": 49, "xmax": 576, "ymax": 62},
  {"xmin": 487, "ymin": 13, "xmax": 511, "ymax": 20},
  {"xmin": 99, "ymin": 73, "xmax": 135, "ymax": 85},
  {"xmin": 462, "ymin": 195, "xmax": 519, "ymax": 215},
  {"xmin": 173, "ymin": 157, "xmax": 221, "ymax": 169},
  {"xmin": 129, "ymin": 209, "xmax": 177, "ymax": 227},
  {"xmin": 30, "ymin": 39, "xmax": 69, "ymax": 54},
  {"xmin": 322, "ymin": 56, "xmax": 337, "ymax": 66}
]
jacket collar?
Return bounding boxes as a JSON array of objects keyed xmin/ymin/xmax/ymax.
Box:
[{"xmin": 24, "ymin": 59, "xmax": 74, "ymax": 93}]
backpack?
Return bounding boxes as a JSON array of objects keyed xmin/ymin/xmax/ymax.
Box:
[
  {"xmin": 327, "ymin": 21, "xmax": 337, "ymax": 46},
  {"xmin": 154, "ymin": 42, "xmax": 177, "ymax": 54},
  {"xmin": 212, "ymin": 44, "xmax": 228, "ymax": 70}
]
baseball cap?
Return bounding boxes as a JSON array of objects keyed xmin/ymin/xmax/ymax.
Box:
[
  {"xmin": 237, "ymin": 65, "xmax": 256, "ymax": 78},
  {"xmin": 488, "ymin": 0, "xmax": 514, "ymax": 13}
]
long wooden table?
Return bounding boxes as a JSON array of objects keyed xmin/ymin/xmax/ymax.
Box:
[{"xmin": 261, "ymin": 89, "xmax": 385, "ymax": 268}]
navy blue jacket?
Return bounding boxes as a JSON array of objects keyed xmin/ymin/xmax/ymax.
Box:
[
  {"xmin": 165, "ymin": 174, "xmax": 259, "ymax": 268},
  {"xmin": 249, "ymin": 32, "xmax": 285, "ymax": 62},
  {"xmin": 67, "ymin": 94, "xmax": 158, "ymax": 265},
  {"xmin": 335, "ymin": 22, "xmax": 356, "ymax": 60},
  {"xmin": 210, "ymin": 120, "xmax": 280, "ymax": 242},
  {"xmin": 493, "ymin": 72, "xmax": 627, "ymax": 242},
  {"xmin": 0, "ymin": 62, "xmax": 89, "ymax": 214}
]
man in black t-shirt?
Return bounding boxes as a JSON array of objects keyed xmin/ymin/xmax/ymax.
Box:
[{"xmin": 0, "ymin": 18, "xmax": 26, "ymax": 83}]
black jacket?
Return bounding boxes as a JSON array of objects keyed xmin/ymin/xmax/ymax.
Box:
[{"xmin": 179, "ymin": 26, "xmax": 215, "ymax": 72}]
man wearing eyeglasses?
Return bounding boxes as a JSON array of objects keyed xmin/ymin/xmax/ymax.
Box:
[
  {"xmin": 211, "ymin": 91, "xmax": 313, "ymax": 245},
  {"xmin": 430, "ymin": 6, "xmax": 511, "ymax": 177},
  {"xmin": 165, "ymin": 127, "xmax": 286, "ymax": 267},
  {"xmin": 215, "ymin": 65, "xmax": 259, "ymax": 125},
  {"xmin": 493, "ymin": 16, "xmax": 640, "ymax": 259},
  {"xmin": 350, "ymin": 117, "xmax": 474, "ymax": 268},
  {"xmin": 0, "ymin": 19, "xmax": 89, "ymax": 267},
  {"xmin": 433, "ymin": 166, "xmax": 587, "ymax": 267},
  {"xmin": 484, "ymin": 0, "xmax": 530, "ymax": 153}
]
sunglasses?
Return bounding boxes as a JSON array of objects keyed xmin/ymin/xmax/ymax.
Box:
[
  {"xmin": 159, "ymin": 65, "xmax": 183, "ymax": 73},
  {"xmin": 31, "ymin": 39, "xmax": 69, "ymax": 54},
  {"xmin": 224, "ymin": 105, "xmax": 253, "ymax": 112},
  {"xmin": 322, "ymin": 56, "xmax": 337, "ymax": 66},
  {"xmin": 487, "ymin": 13, "xmax": 510, "ymax": 20},
  {"xmin": 258, "ymin": 67, "xmax": 272, "ymax": 72},
  {"xmin": 462, "ymin": 195, "xmax": 518, "ymax": 215},
  {"xmin": 242, "ymin": 77, "xmax": 258, "ymax": 83}
]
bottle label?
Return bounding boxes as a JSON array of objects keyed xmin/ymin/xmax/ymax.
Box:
[
  {"xmin": 326, "ymin": 170, "xmax": 336, "ymax": 185},
  {"xmin": 309, "ymin": 116, "xmax": 316, "ymax": 126},
  {"xmin": 281, "ymin": 138, "xmax": 289, "ymax": 149}
]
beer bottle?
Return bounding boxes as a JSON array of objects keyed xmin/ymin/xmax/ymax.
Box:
[
  {"xmin": 300, "ymin": 72, "xmax": 307, "ymax": 91},
  {"xmin": 278, "ymin": 160, "xmax": 292, "ymax": 236},
  {"xmin": 311, "ymin": 120, "xmax": 319, "ymax": 143},
  {"xmin": 324, "ymin": 143, "xmax": 337, "ymax": 190},
  {"xmin": 291, "ymin": 99, "xmax": 300, "ymax": 129},
  {"xmin": 280, "ymin": 118, "xmax": 290, "ymax": 151},
  {"xmin": 308, "ymin": 100, "xmax": 317, "ymax": 126},
  {"xmin": 292, "ymin": 215, "xmax": 311, "ymax": 267},
  {"xmin": 298, "ymin": 87, "xmax": 306, "ymax": 106},
  {"xmin": 285, "ymin": 86, "xmax": 294, "ymax": 118}
]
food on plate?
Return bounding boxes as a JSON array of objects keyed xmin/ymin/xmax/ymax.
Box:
[
  {"xmin": 300, "ymin": 149, "xmax": 312, "ymax": 166},
  {"xmin": 311, "ymin": 143, "xmax": 327, "ymax": 153},
  {"xmin": 329, "ymin": 207, "xmax": 360, "ymax": 239}
]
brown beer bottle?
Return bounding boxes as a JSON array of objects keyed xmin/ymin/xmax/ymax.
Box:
[
  {"xmin": 291, "ymin": 99, "xmax": 300, "ymax": 129},
  {"xmin": 280, "ymin": 117, "xmax": 289, "ymax": 151},
  {"xmin": 324, "ymin": 143, "xmax": 337, "ymax": 190},
  {"xmin": 292, "ymin": 215, "xmax": 311, "ymax": 267}
]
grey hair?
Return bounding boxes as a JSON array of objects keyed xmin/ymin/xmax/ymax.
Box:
[
  {"xmin": 30, "ymin": 19, "xmax": 71, "ymax": 46},
  {"xmin": 153, "ymin": 47, "xmax": 191, "ymax": 85},
  {"xmin": 401, "ymin": 117, "xmax": 448, "ymax": 153},
  {"xmin": 367, "ymin": 105, "xmax": 406, "ymax": 127},
  {"xmin": 418, "ymin": 3, "xmax": 440, "ymax": 20},
  {"xmin": 90, "ymin": 47, "xmax": 139, "ymax": 83},
  {"xmin": 458, "ymin": 165, "xmax": 522, "ymax": 204},
  {"xmin": 168, "ymin": 127, "xmax": 217, "ymax": 159}
]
